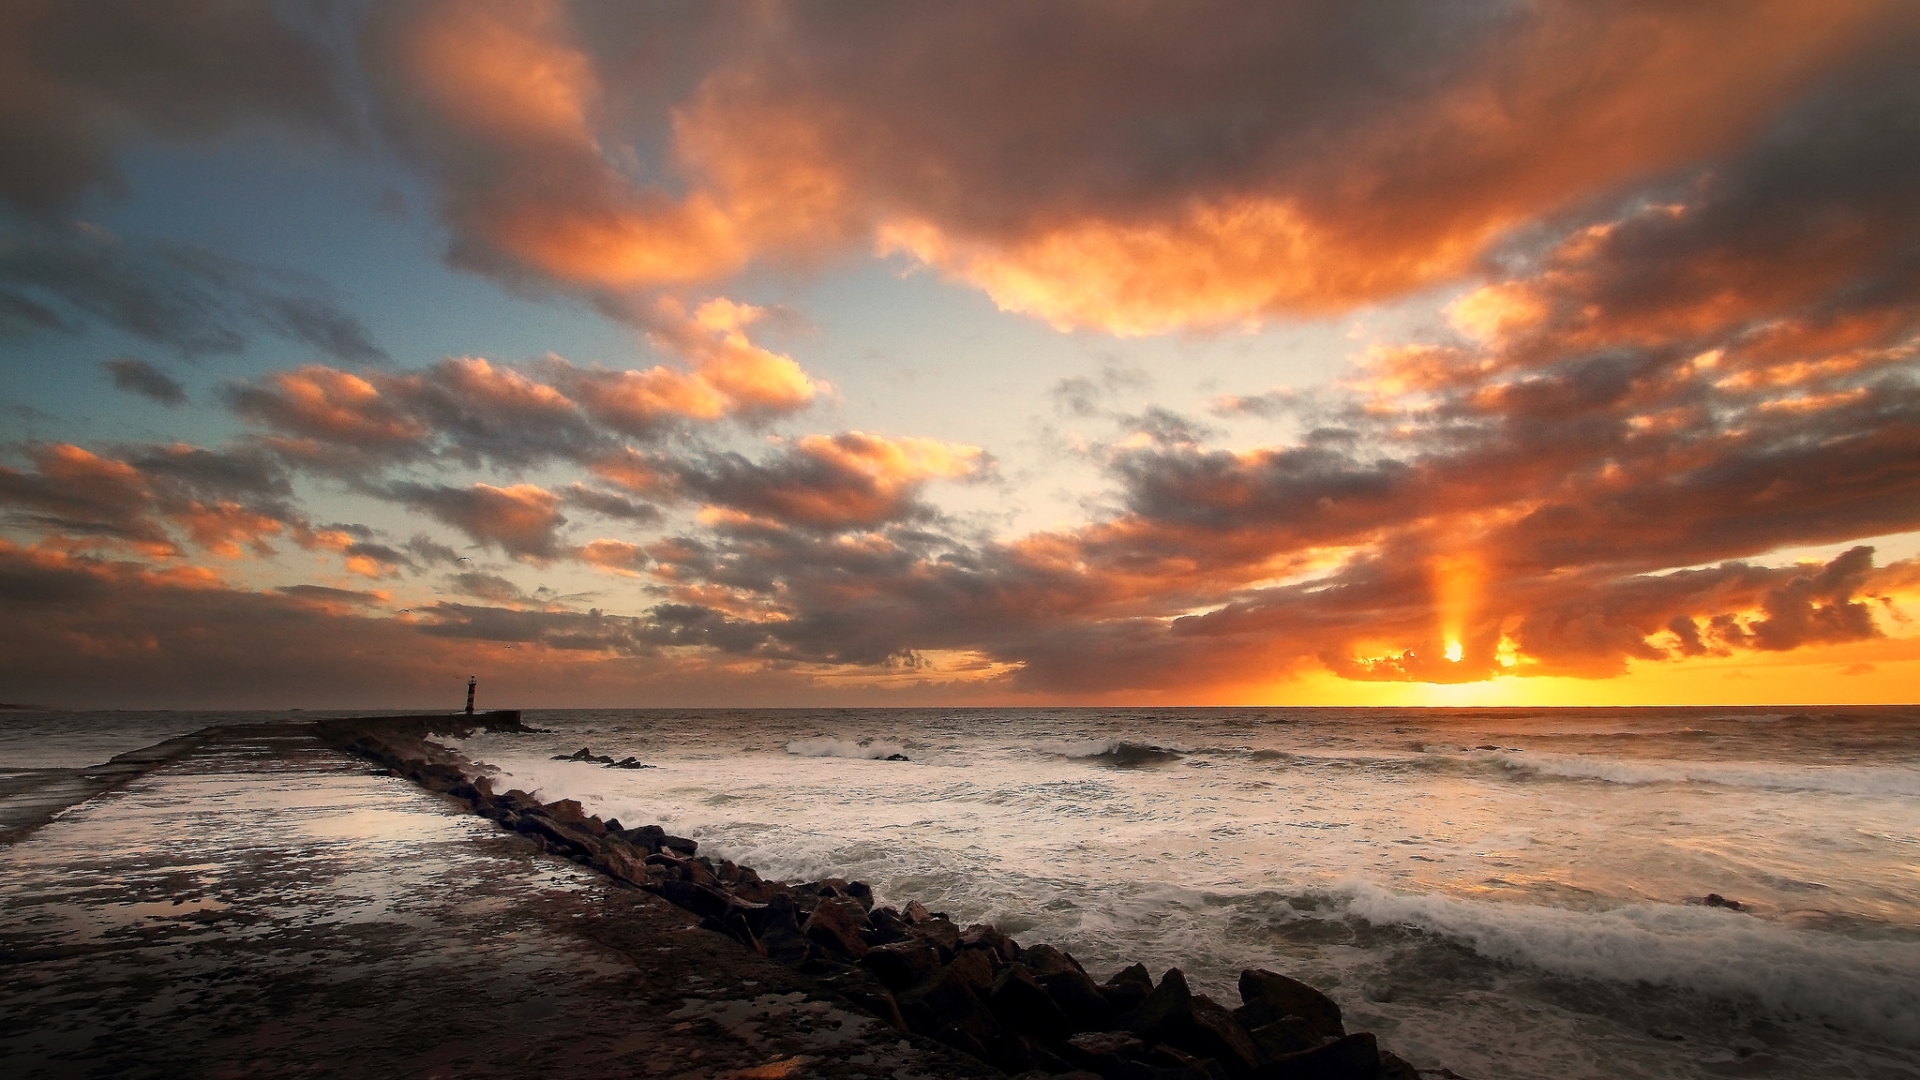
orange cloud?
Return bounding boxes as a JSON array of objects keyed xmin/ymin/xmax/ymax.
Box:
[
  {"xmin": 365, "ymin": 0, "xmax": 1904, "ymax": 333},
  {"xmin": 390, "ymin": 481, "xmax": 566, "ymax": 562},
  {"xmin": 578, "ymin": 538, "xmax": 646, "ymax": 576}
]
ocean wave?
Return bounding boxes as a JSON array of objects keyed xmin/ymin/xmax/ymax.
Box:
[
  {"xmin": 1023, "ymin": 739, "xmax": 1183, "ymax": 766},
  {"xmin": 1333, "ymin": 881, "xmax": 1920, "ymax": 1045},
  {"xmin": 784, "ymin": 737, "xmax": 911, "ymax": 760},
  {"xmin": 1493, "ymin": 752, "xmax": 1920, "ymax": 798}
]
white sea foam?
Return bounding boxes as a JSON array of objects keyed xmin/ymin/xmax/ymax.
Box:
[
  {"xmin": 1333, "ymin": 881, "xmax": 1920, "ymax": 1045},
  {"xmin": 1024, "ymin": 738, "xmax": 1126, "ymax": 757},
  {"xmin": 784, "ymin": 736, "xmax": 910, "ymax": 760},
  {"xmin": 1495, "ymin": 751, "xmax": 1920, "ymax": 798},
  {"xmin": 447, "ymin": 706, "xmax": 1920, "ymax": 1076}
]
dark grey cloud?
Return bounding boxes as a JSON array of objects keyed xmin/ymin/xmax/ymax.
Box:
[
  {"xmin": 386, "ymin": 480, "xmax": 567, "ymax": 561},
  {"xmin": 561, "ymin": 483, "xmax": 659, "ymax": 523},
  {"xmin": 0, "ymin": 228, "xmax": 386, "ymax": 362},
  {"xmin": 0, "ymin": 0, "xmax": 348, "ymax": 216},
  {"xmin": 104, "ymin": 357, "xmax": 185, "ymax": 405}
]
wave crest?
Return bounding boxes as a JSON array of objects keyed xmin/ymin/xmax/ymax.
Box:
[{"xmin": 784, "ymin": 737, "xmax": 910, "ymax": 760}]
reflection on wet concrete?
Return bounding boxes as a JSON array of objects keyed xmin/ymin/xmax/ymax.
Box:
[{"xmin": 0, "ymin": 726, "xmax": 992, "ymax": 1079}]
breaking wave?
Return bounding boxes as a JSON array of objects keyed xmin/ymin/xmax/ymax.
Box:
[
  {"xmin": 784, "ymin": 737, "xmax": 911, "ymax": 760},
  {"xmin": 1330, "ymin": 881, "xmax": 1920, "ymax": 1045}
]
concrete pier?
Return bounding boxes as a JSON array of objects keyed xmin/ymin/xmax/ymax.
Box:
[{"xmin": 0, "ymin": 724, "xmax": 992, "ymax": 1079}]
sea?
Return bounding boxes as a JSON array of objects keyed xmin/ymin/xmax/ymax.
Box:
[{"xmin": 9, "ymin": 706, "xmax": 1920, "ymax": 1079}]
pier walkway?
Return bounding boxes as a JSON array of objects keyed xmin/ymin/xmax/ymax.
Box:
[{"xmin": 0, "ymin": 723, "xmax": 990, "ymax": 1080}]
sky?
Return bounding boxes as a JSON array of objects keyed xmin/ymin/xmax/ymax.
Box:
[{"xmin": 2, "ymin": 0, "xmax": 1918, "ymax": 710}]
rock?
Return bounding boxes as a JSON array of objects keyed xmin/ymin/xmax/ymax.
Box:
[
  {"xmin": 813, "ymin": 966, "xmax": 907, "ymax": 1031},
  {"xmin": 860, "ymin": 940, "xmax": 944, "ymax": 991},
  {"xmin": 1024, "ymin": 943, "xmax": 1086, "ymax": 978},
  {"xmin": 512, "ymin": 810, "xmax": 601, "ymax": 861},
  {"xmin": 646, "ymin": 850, "xmax": 717, "ymax": 886},
  {"xmin": 1376, "ymin": 1050, "xmax": 1419, "ymax": 1080},
  {"xmin": 988, "ymin": 964, "xmax": 1071, "ymax": 1041},
  {"xmin": 986, "ymin": 1030, "xmax": 1038, "ymax": 1074},
  {"xmin": 700, "ymin": 911, "xmax": 767, "ymax": 956},
  {"xmin": 1149, "ymin": 1043, "xmax": 1232, "ymax": 1080},
  {"xmin": 654, "ymin": 878, "xmax": 735, "ymax": 921},
  {"xmin": 1249, "ymin": 1032, "xmax": 1379, "ymax": 1080},
  {"xmin": 1064, "ymin": 1030, "xmax": 1149, "ymax": 1076},
  {"xmin": 617, "ymin": 823, "xmax": 696, "ymax": 856},
  {"xmin": 541, "ymin": 799, "xmax": 607, "ymax": 837},
  {"xmin": 1041, "ymin": 966, "xmax": 1119, "ymax": 1033},
  {"xmin": 845, "ymin": 880, "xmax": 876, "ymax": 912},
  {"xmin": 757, "ymin": 893, "xmax": 813, "ymax": 967},
  {"xmin": 897, "ymin": 965, "xmax": 1002, "ymax": 1043},
  {"xmin": 605, "ymin": 757, "xmax": 654, "ymax": 769},
  {"xmin": 884, "ymin": 753, "xmax": 910, "ymax": 761},
  {"xmin": 1180, "ymin": 995, "xmax": 1262, "ymax": 1078},
  {"xmin": 1120, "ymin": 969, "xmax": 1261, "ymax": 1079},
  {"xmin": 729, "ymin": 868, "xmax": 783, "ymax": 904},
  {"xmin": 803, "ymin": 896, "xmax": 874, "ymax": 959},
  {"xmin": 961, "ymin": 923, "xmax": 1021, "ymax": 964},
  {"xmin": 598, "ymin": 843, "xmax": 652, "ymax": 886},
  {"xmin": 912, "ymin": 915, "xmax": 962, "ymax": 958},
  {"xmin": 1123, "ymin": 967, "xmax": 1194, "ymax": 1037},
  {"xmin": 1102, "ymin": 962, "xmax": 1155, "ymax": 1013},
  {"xmin": 903, "ymin": 899, "xmax": 933, "ymax": 923},
  {"xmin": 1702, "ymin": 893, "xmax": 1745, "ymax": 911},
  {"xmin": 1245, "ymin": 1019, "xmax": 1318, "ymax": 1061},
  {"xmin": 867, "ymin": 905, "xmax": 913, "ymax": 945},
  {"xmin": 1238, "ymin": 969, "xmax": 1344, "ymax": 1042},
  {"xmin": 936, "ymin": 1024, "xmax": 994, "ymax": 1065},
  {"xmin": 944, "ymin": 946, "xmax": 998, "ymax": 995}
]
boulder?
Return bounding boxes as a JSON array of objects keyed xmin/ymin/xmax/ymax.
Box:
[
  {"xmin": 700, "ymin": 911, "xmax": 766, "ymax": 956},
  {"xmin": 729, "ymin": 869, "xmax": 784, "ymax": 905},
  {"xmin": 867, "ymin": 905, "xmax": 913, "ymax": 945},
  {"xmin": 513, "ymin": 811, "xmax": 601, "ymax": 861},
  {"xmin": 599, "ymin": 843, "xmax": 652, "ymax": 886},
  {"xmin": 961, "ymin": 923, "xmax": 1022, "ymax": 964},
  {"xmin": 944, "ymin": 946, "xmax": 997, "ymax": 995},
  {"xmin": 986, "ymin": 1030, "xmax": 1037, "ymax": 1074},
  {"xmin": 988, "ymin": 964, "xmax": 1071, "ymax": 1041},
  {"xmin": 1149, "ymin": 1043, "xmax": 1232, "ymax": 1080},
  {"xmin": 646, "ymin": 851, "xmax": 717, "ymax": 886},
  {"xmin": 1376, "ymin": 1051, "xmax": 1418, "ymax": 1080},
  {"xmin": 1123, "ymin": 969, "xmax": 1260, "ymax": 1080},
  {"xmin": 757, "ymin": 894, "xmax": 813, "ymax": 967},
  {"xmin": 897, "ymin": 965, "xmax": 1002, "ymax": 1044},
  {"xmin": 803, "ymin": 896, "xmax": 874, "ymax": 959},
  {"xmin": 936, "ymin": 1024, "xmax": 993, "ymax": 1065},
  {"xmin": 845, "ymin": 880, "xmax": 876, "ymax": 911},
  {"xmin": 1041, "ymin": 967, "xmax": 1119, "ymax": 1033},
  {"xmin": 1102, "ymin": 963, "xmax": 1155, "ymax": 1013},
  {"xmin": 1064, "ymin": 1030, "xmax": 1149, "ymax": 1076},
  {"xmin": 813, "ymin": 966, "xmax": 907, "ymax": 1031},
  {"xmin": 903, "ymin": 899, "xmax": 933, "ymax": 923},
  {"xmin": 1123, "ymin": 967, "xmax": 1194, "ymax": 1037},
  {"xmin": 654, "ymin": 878, "xmax": 734, "ymax": 921},
  {"xmin": 911, "ymin": 915, "xmax": 962, "ymax": 958},
  {"xmin": 1238, "ymin": 970, "xmax": 1344, "ymax": 1042},
  {"xmin": 1245, "ymin": 1020, "xmax": 1319, "ymax": 1062},
  {"xmin": 618, "ymin": 823, "xmax": 696, "ymax": 856},
  {"xmin": 1179, "ymin": 995, "xmax": 1262, "ymax": 1078},
  {"xmin": 860, "ymin": 940, "xmax": 943, "ymax": 991},
  {"xmin": 1024, "ymin": 943, "xmax": 1087, "ymax": 978},
  {"xmin": 1249, "ymin": 1032, "xmax": 1379, "ymax": 1080}
]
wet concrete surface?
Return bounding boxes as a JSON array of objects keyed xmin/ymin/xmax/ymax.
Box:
[
  {"xmin": 0, "ymin": 730, "xmax": 212, "ymax": 843},
  {"xmin": 0, "ymin": 725, "xmax": 998, "ymax": 1080}
]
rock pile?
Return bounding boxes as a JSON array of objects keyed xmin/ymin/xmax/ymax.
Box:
[
  {"xmin": 550, "ymin": 746, "xmax": 657, "ymax": 769},
  {"xmin": 322, "ymin": 722, "xmax": 1417, "ymax": 1080}
]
